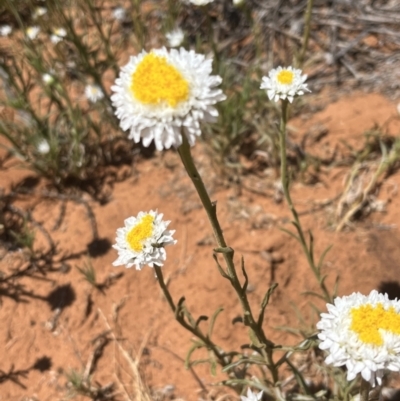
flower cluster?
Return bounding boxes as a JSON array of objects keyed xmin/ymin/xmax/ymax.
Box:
[
  {"xmin": 113, "ymin": 211, "xmax": 177, "ymax": 270},
  {"xmin": 317, "ymin": 290, "xmax": 400, "ymax": 387}
]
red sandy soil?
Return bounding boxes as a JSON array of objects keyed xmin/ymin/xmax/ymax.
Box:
[{"xmin": 1, "ymin": 92, "xmax": 400, "ymax": 401}]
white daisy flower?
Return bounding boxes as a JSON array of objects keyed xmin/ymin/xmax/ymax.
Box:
[
  {"xmin": 50, "ymin": 27, "xmax": 67, "ymax": 44},
  {"xmin": 33, "ymin": 7, "xmax": 47, "ymax": 19},
  {"xmin": 85, "ymin": 84, "xmax": 104, "ymax": 103},
  {"xmin": 26, "ymin": 26, "xmax": 40, "ymax": 40},
  {"xmin": 0, "ymin": 25, "xmax": 12, "ymax": 37},
  {"xmin": 111, "ymin": 47, "xmax": 226, "ymax": 151},
  {"xmin": 241, "ymin": 388, "xmax": 263, "ymax": 401},
  {"xmin": 260, "ymin": 66, "xmax": 310, "ymax": 103},
  {"xmin": 112, "ymin": 6, "xmax": 126, "ymax": 21},
  {"xmin": 113, "ymin": 210, "xmax": 177, "ymax": 270},
  {"xmin": 189, "ymin": 0, "xmax": 214, "ymax": 5},
  {"xmin": 37, "ymin": 139, "xmax": 50, "ymax": 154},
  {"xmin": 317, "ymin": 290, "xmax": 400, "ymax": 387},
  {"xmin": 166, "ymin": 28, "xmax": 184, "ymax": 48}
]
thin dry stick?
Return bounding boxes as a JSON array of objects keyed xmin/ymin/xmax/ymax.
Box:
[
  {"xmin": 336, "ymin": 160, "xmax": 385, "ymax": 231},
  {"xmin": 99, "ymin": 308, "xmax": 152, "ymax": 401},
  {"xmin": 336, "ymin": 136, "xmax": 400, "ymax": 231}
]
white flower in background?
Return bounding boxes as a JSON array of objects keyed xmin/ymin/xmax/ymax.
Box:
[
  {"xmin": 0, "ymin": 25, "xmax": 12, "ymax": 37},
  {"xmin": 50, "ymin": 27, "xmax": 67, "ymax": 44},
  {"xmin": 166, "ymin": 28, "xmax": 184, "ymax": 48},
  {"xmin": 113, "ymin": 210, "xmax": 177, "ymax": 270},
  {"xmin": 37, "ymin": 139, "xmax": 50, "ymax": 154},
  {"xmin": 317, "ymin": 290, "xmax": 400, "ymax": 387},
  {"xmin": 189, "ymin": 0, "xmax": 214, "ymax": 5},
  {"xmin": 33, "ymin": 7, "xmax": 47, "ymax": 19},
  {"xmin": 85, "ymin": 84, "xmax": 104, "ymax": 103},
  {"xmin": 240, "ymin": 388, "xmax": 263, "ymax": 401},
  {"xmin": 112, "ymin": 6, "xmax": 126, "ymax": 21},
  {"xmin": 111, "ymin": 47, "xmax": 226, "ymax": 151},
  {"xmin": 42, "ymin": 73, "xmax": 55, "ymax": 85},
  {"xmin": 233, "ymin": 0, "xmax": 244, "ymax": 5},
  {"xmin": 26, "ymin": 26, "xmax": 40, "ymax": 40},
  {"xmin": 260, "ymin": 66, "xmax": 310, "ymax": 103}
]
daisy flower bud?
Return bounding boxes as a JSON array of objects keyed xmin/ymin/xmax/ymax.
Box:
[
  {"xmin": 113, "ymin": 211, "xmax": 177, "ymax": 270},
  {"xmin": 189, "ymin": 0, "xmax": 214, "ymax": 5},
  {"xmin": 42, "ymin": 73, "xmax": 55, "ymax": 85},
  {"xmin": 112, "ymin": 6, "xmax": 126, "ymax": 21},
  {"xmin": 50, "ymin": 28, "xmax": 67, "ymax": 44},
  {"xmin": 85, "ymin": 84, "xmax": 104, "ymax": 103},
  {"xmin": 26, "ymin": 26, "xmax": 40, "ymax": 40},
  {"xmin": 241, "ymin": 388, "xmax": 263, "ymax": 401},
  {"xmin": 37, "ymin": 139, "xmax": 50, "ymax": 154},
  {"xmin": 32, "ymin": 7, "xmax": 47, "ymax": 19},
  {"xmin": 166, "ymin": 28, "xmax": 184, "ymax": 48},
  {"xmin": 260, "ymin": 66, "xmax": 310, "ymax": 103},
  {"xmin": 0, "ymin": 25, "xmax": 12, "ymax": 37},
  {"xmin": 317, "ymin": 290, "xmax": 400, "ymax": 387}
]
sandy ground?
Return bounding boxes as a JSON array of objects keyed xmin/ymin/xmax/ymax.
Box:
[{"xmin": 1, "ymin": 92, "xmax": 400, "ymax": 400}]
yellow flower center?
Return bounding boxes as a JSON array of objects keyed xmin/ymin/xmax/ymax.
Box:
[
  {"xmin": 126, "ymin": 214, "xmax": 154, "ymax": 252},
  {"xmin": 350, "ymin": 303, "xmax": 400, "ymax": 345},
  {"xmin": 277, "ymin": 70, "xmax": 294, "ymax": 85},
  {"xmin": 130, "ymin": 53, "xmax": 189, "ymax": 108}
]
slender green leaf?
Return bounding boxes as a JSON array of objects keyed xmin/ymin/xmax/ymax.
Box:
[
  {"xmin": 317, "ymin": 244, "xmax": 333, "ymax": 270},
  {"xmin": 184, "ymin": 341, "xmax": 204, "ymax": 369},
  {"xmin": 257, "ymin": 283, "xmax": 278, "ymax": 328},
  {"xmin": 241, "ymin": 256, "xmax": 248, "ymax": 294},
  {"xmin": 208, "ymin": 307, "xmax": 224, "ymax": 339},
  {"xmin": 280, "ymin": 227, "xmax": 300, "ymax": 242}
]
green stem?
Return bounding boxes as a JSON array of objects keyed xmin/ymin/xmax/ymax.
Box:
[
  {"xmin": 153, "ymin": 264, "xmax": 176, "ymax": 312},
  {"xmin": 177, "ymin": 132, "xmax": 279, "ymax": 384},
  {"xmin": 153, "ymin": 264, "xmax": 227, "ymax": 366},
  {"xmin": 296, "ymin": 0, "xmax": 314, "ymax": 68},
  {"xmin": 130, "ymin": 0, "xmax": 146, "ymax": 49},
  {"xmin": 279, "ymin": 100, "xmax": 331, "ymax": 303},
  {"xmin": 204, "ymin": 5, "xmax": 219, "ymax": 68},
  {"xmin": 177, "ymin": 134, "xmax": 226, "ymax": 250}
]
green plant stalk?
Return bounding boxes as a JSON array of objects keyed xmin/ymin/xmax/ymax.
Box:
[
  {"xmin": 177, "ymin": 132, "xmax": 279, "ymax": 384},
  {"xmin": 204, "ymin": 4, "xmax": 220, "ymax": 69},
  {"xmin": 0, "ymin": 59, "xmax": 42, "ymax": 128},
  {"xmin": 83, "ymin": 0, "xmax": 119, "ymax": 75},
  {"xmin": 55, "ymin": 5, "xmax": 116, "ymax": 114},
  {"xmin": 166, "ymin": 0, "xmax": 179, "ymax": 30},
  {"xmin": 153, "ymin": 264, "xmax": 227, "ymax": 367},
  {"xmin": 130, "ymin": 0, "xmax": 146, "ymax": 49},
  {"xmin": 279, "ymin": 99, "xmax": 331, "ymax": 303},
  {"xmin": 296, "ymin": 0, "xmax": 314, "ymax": 68}
]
